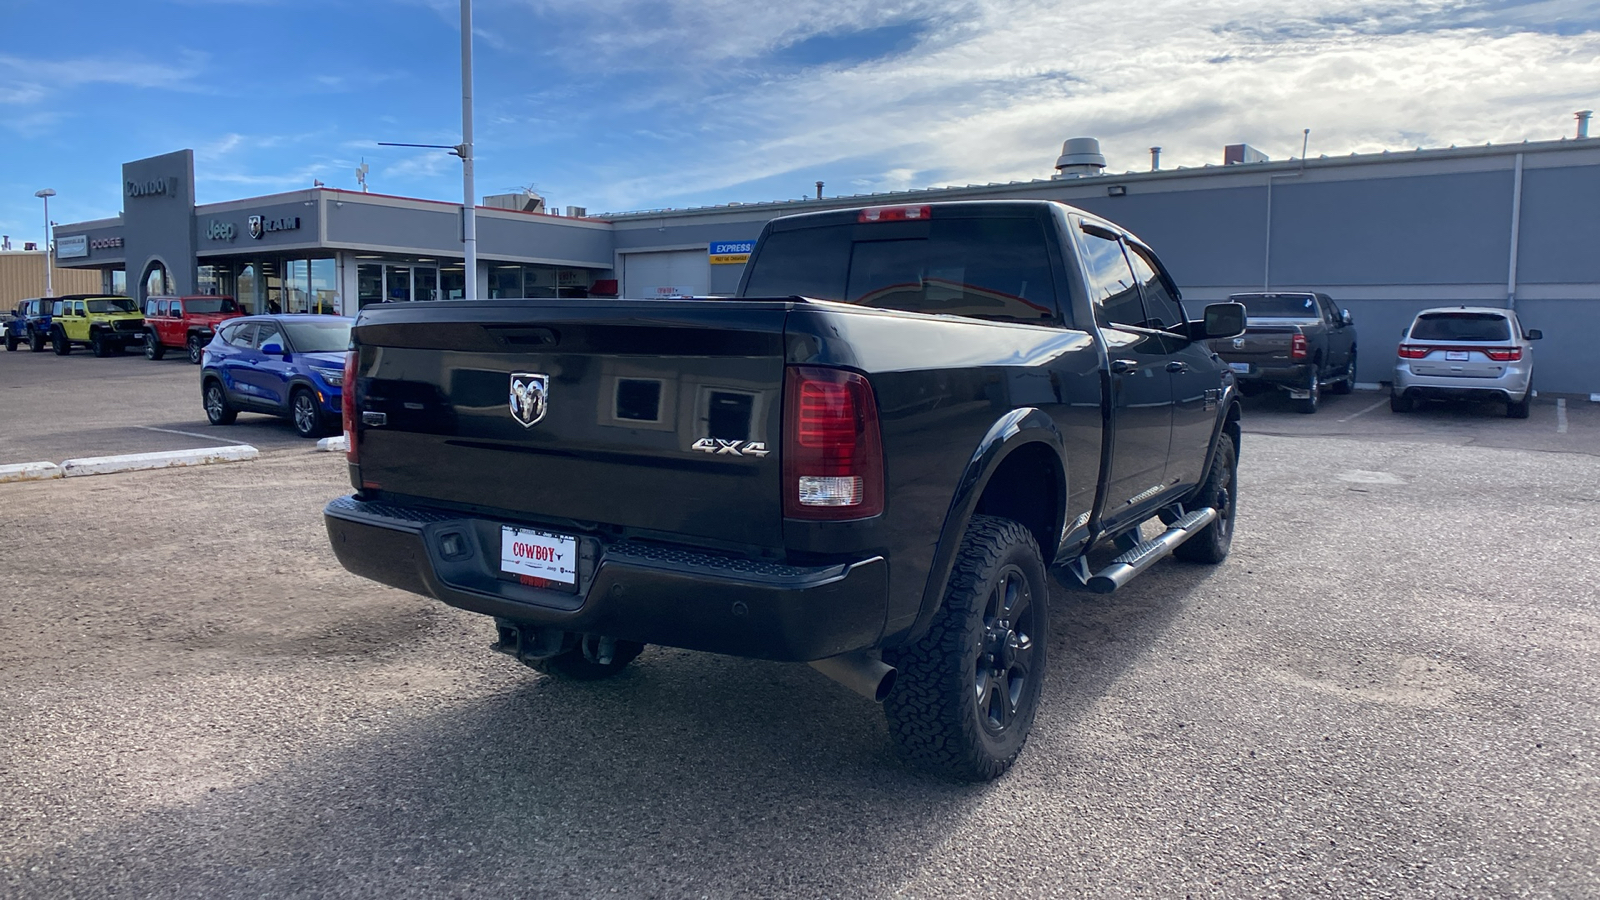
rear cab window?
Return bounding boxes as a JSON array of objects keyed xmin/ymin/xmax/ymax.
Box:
[
  {"xmin": 1410, "ymin": 313, "xmax": 1511, "ymax": 342},
  {"xmin": 742, "ymin": 208, "xmax": 1064, "ymax": 325},
  {"xmin": 1234, "ymin": 294, "xmax": 1320, "ymax": 318}
]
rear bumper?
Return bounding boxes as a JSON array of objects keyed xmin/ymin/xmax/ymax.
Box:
[
  {"xmin": 324, "ymin": 495, "xmax": 888, "ymax": 662},
  {"xmin": 1393, "ymin": 363, "xmax": 1531, "ymax": 402},
  {"xmin": 1225, "ymin": 361, "xmax": 1313, "ymax": 391}
]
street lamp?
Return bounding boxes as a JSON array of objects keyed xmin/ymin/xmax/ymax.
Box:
[
  {"xmin": 34, "ymin": 188, "xmax": 56, "ymax": 298},
  {"xmin": 375, "ymin": 0, "xmax": 477, "ymax": 301}
]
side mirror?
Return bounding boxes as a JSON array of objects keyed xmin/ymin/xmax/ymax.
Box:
[
  {"xmin": 1191, "ymin": 302, "xmax": 1246, "ymax": 340},
  {"xmin": 1340, "ymin": 309, "xmax": 1353, "ymax": 326},
  {"xmin": 1525, "ymin": 329, "xmax": 1542, "ymax": 341},
  {"xmin": 260, "ymin": 341, "xmax": 285, "ymax": 355}
]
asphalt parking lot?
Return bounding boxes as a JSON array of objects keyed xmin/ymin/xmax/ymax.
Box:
[{"xmin": 2, "ymin": 350, "xmax": 1597, "ymax": 898}]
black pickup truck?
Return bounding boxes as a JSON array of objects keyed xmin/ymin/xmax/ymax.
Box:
[
  {"xmin": 1209, "ymin": 291, "xmax": 1358, "ymax": 413},
  {"xmin": 324, "ymin": 200, "xmax": 1246, "ymax": 780}
]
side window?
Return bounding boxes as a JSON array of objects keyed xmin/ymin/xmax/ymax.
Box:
[
  {"xmin": 1126, "ymin": 246, "xmax": 1184, "ymax": 330},
  {"xmin": 1079, "ymin": 228, "xmax": 1145, "ymax": 329},
  {"xmin": 253, "ymin": 323, "xmax": 282, "ymax": 350},
  {"xmin": 73, "ymin": 302, "xmax": 86, "ymax": 317},
  {"xmin": 1319, "ymin": 296, "xmax": 1340, "ymax": 326},
  {"xmin": 224, "ymin": 323, "xmax": 256, "ymax": 347},
  {"xmin": 146, "ymin": 300, "xmax": 158, "ymax": 316}
]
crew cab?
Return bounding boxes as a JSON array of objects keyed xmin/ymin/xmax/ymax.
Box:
[
  {"xmin": 49, "ymin": 295, "xmax": 145, "ymax": 356},
  {"xmin": 5, "ymin": 297, "xmax": 52, "ymax": 352},
  {"xmin": 323, "ymin": 200, "xmax": 1246, "ymax": 781},
  {"xmin": 1211, "ymin": 291, "xmax": 1357, "ymax": 413},
  {"xmin": 143, "ymin": 295, "xmax": 244, "ymax": 363}
]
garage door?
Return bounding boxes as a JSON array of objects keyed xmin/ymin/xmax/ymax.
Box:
[{"xmin": 622, "ymin": 250, "xmax": 709, "ymax": 299}]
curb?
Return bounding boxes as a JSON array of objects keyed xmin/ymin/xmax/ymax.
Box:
[
  {"xmin": 315, "ymin": 435, "xmax": 347, "ymax": 453},
  {"xmin": 59, "ymin": 445, "xmax": 259, "ymax": 478},
  {"xmin": 0, "ymin": 462, "xmax": 64, "ymax": 483}
]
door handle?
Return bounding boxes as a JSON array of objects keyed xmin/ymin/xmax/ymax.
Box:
[
  {"xmin": 1110, "ymin": 359, "xmax": 1137, "ymax": 374},
  {"xmin": 1166, "ymin": 361, "xmax": 1188, "ymax": 373}
]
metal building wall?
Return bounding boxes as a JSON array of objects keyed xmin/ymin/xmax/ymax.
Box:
[{"xmin": 0, "ymin": 254, "xmax": 105, "ymax": 306}]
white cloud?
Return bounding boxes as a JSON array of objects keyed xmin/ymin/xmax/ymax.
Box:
[{"xmin": 552, "ymin": 0, "xmax": 1600, "ymax": 210}]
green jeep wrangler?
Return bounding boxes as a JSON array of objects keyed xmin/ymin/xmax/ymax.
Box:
[{"xmin": 50, "ymin": 295, "xmax": 146, "ymax": 357}]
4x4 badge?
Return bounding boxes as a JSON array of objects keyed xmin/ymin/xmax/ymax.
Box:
[
  {"xmin": 691, "ymin": 438, "xmax": 769, "ymax": 457},
  {"xmin": 508, "ymin": 373, "xmax": 549, "ymax": 427}
]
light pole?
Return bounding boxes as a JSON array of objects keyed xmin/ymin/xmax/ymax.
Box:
[
  {"xmin": 460, "ymin": 0, "xmax": 476, "ymax": 302},
  {"xmin": 35, "ymin": 188, "xmax": 56, "ymax": 297},
  {"xmin": 376, "ymin": 0, "xmax": 477, "ymax": 300}
]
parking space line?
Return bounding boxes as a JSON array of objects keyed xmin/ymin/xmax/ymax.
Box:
[
  {"xmin": 1557, "ymin": 399, "xmax": 1567, "ymax": 434},
  {"xmin": 138, "ymin": 425, "xmax": 253, "ymax": 447},
  {"xmin": 1337, "ymin": 398, "xmax": 1388, "ymax": 423}
]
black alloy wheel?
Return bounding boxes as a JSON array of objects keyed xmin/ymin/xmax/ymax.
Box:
[
  {"xmin": 186, "ymin": 333, "xmax": 204, "ymax": 364},
  {"xmin": 883, "ymin": 515, "xmax": 1049, "ymax": 782},
  {"xmin": 1297, "ymin": 364, "xmax": 1320, "ymax": 414},
  {"xmin": 291, "ymin": 388, "xmax": 324, "ymax": 438},
  {"xmin": 145, "ymin": 332, "xmax": 165, "ymax": 360},
  {"xmin": 1332, "ymin": 349, "xmax": 1356, "ymax": 394},
  {"xmin": 203, "ymin": 380, "xmax": 237, "ymax": 425},
  {"xmin": 91, "ymin": 333, "xmax": 110, "ymax": 357},
  {"xmin": 52, "ymin": 328, "xmax": 70, "ymax": 355},
  {"xmin": 29, "ymin": 330, "xmax": 46, "ymax": 352},
  {"xmin": 1175, "ymin": 435, "xmax": 1237, "ymax": 564}
]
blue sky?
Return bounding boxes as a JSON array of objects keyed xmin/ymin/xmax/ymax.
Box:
[{"xmin": 1, "ymin": 0, "xmax": 1597, "ymax": 244}]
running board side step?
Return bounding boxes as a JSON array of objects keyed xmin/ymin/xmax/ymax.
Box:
[{"xmin": 1084, "ymin": 507, "xmax": 1217, "ymax": 594}]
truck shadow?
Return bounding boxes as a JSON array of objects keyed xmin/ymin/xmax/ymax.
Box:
[{"xmin": 10, "ymin": 563, "xmax": 1220, "ymax": 897}]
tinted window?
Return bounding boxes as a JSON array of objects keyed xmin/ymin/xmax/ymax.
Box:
[
  {"xmin": 85, "ymin": 298, "xmax": 136, "ymax": 314},
  {"xmin": 223, "ymin": 323, "xmax": 255, "ymax": 347},
  {"xmin": 1080, "ymin": 230, "xmax": 1144, "ymax": 328},
  {"xmin": 279, "ymin": 319, "xmax": 352, "ymax": 353},
  {"xmin": 1126, "ymin": 245, "xmax": 1184, "ymax": 330},
  {"xmin": 743, "ymin": 216, "xmax": 1060, "ymax": 323},
  {"xmin": 1234, "ymin": 294, "xmax": 1319, "ymax": 317},
  {"xmin": 253, "ymin": 322, "xmax": 283, "ymax": 350},
  {"xmin": 185, "ymin": 298, "xmax": 238, "ymax": 314},
  {"xmin": 1410, "ymin": 313, "xmax": 1511, "ymax": 342}
]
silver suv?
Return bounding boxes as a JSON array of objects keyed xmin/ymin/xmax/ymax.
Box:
[{"xmin": 1391, "ymin": 307, "xmax": 1542, "ymax": 418}]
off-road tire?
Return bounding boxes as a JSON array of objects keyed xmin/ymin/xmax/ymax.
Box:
[
  {"xmin": 883, "ymin": 515, "xmax": 1049, "ymax": 782},
  {"xmin": 145, "ymin": 332, "xmax": 166, "ymax": 360},
  {"xmin": 29, "ymin": 330, "xmax": 46, "ymax": 352},
  {"xmin": 1331, "ymin": 349, "xmax": 1356, "ymax": 394},
  {"xmin": 526, "ymin": 638, "xmax": 645, "ymax": 681},
  {"xmin": 52, "ymin": 328, "xmax": 71, "ymax": 355},
  {"xmin": 1174, "ymin": 435, "xmax": 1238, "ymax": 564},
  {"xmin": 1506, "ymin": 387, "xmax": 1532, "ymax": 419},
  {"xmin": 91, "ymin": 333, "xmax": 111, "ymax": 357},
  {"xmin": 203, "ymin": 380, "xmax": 237, "ymax": 425},
  {"xmin": 1390, "ymin": 390, "xmax": 1413, "ymax": 413},
  {"xmin": 186, "ymin": 333, "xmax": 204, "ymax": 364},
  {"xmin": 4, "ymin": 331, "xmax": 15, "ymax": 351},
  {"xmin": 1296, "ymin": 364, "xmax": 1320, "ymax": 414}
]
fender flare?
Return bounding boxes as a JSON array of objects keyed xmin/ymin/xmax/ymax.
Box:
[
  {"xmin": 904, "ymin": 408, "xmax": 1068, "ymax": 645},
  {"xmin": 1186, "ymin": 386, "xmax": 1243, "ymax": 508}
]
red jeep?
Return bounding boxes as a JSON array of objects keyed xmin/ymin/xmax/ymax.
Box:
[{"xmin": 143, "ymin": 295, "xmax": 244, "ymax": 363}]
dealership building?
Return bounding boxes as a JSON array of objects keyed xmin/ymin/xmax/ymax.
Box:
[{"xmin": 53, "ymin": 133, "xmax": 1600, "ymax": 394}]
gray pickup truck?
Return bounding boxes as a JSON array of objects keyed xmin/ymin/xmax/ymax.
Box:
[{"xmin": 1210, "ymin": 291, "xmax": 1357, "ymax": 413}]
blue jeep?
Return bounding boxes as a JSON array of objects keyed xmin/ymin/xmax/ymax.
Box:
[{"xmin": 4, "ymin": 297, "xmax": 53, "ymax": 352}]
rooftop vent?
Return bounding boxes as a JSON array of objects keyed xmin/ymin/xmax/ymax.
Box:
[
  {"xmin": 1052, "ymin": 138, "xmax": 1106, "ymax": 179},
  {"xmin": 482, "ymin": 190, "xmax": 545, "ymax": 213},
  {"xmin": 1224, "ymin": 143, "xmax": 1270, "ymax": 165},
  {"xmin": 1578, "ymin": 110, "xmax": 1593, "ymax": 140}
]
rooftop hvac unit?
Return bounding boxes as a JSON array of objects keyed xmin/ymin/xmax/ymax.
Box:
[
  {"xmin": 1224, "ymin": 144, "xmax": 1270, "ymax": 165},
  {"xmin": 482, "ymin": 190, "xmax": 545, "ymax": 213}
]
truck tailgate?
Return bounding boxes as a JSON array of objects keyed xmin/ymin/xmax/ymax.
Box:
[
  {"xmin": 352, "ymin": 300, "xmax": 790, "ymax": 549},
  {"xmin": 1211, "ymin": 321, "xmax": 1305, "ymax": 366}
]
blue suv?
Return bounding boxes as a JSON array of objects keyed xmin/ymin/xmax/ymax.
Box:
[
  {"xmin": 5, "ymin": 297, "xmax": 54, "ymax": 352},
  {"xmin": 201, "ymin": 314, "xmax": 352, "ymax": 438}
]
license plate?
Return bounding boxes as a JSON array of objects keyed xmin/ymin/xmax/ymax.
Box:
[
  {"xmin": 1446, "ymin": 350, "xmax": 1469, "ymax": 361},
  {"xmin": 500, "ymin": 525, "xmax": 577, "ymax": 586},
  {"xmin": 1229, "ymin": 362, "xmax": 1251, "ymax": 374}
]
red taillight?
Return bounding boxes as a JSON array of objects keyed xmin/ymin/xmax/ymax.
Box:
[
  {"xmin": 342, "ymin": 349, "xmax": 358, "ymax": 463},
  {"xmin": 1290, "ymin": 333, "xmax": 1308, "ymax": 360},
  {"xmin": 1398, "ymin": 344, "xmax": 1430, "ymax": 359},
  {"xmin": 783, "ymin": 366, "xmax": 884, "ymax": 520},
  {"xmin": 857, "ymin": 205, "xmax": 931, "ymax": 223},
  {"xmin": 1485, "ymin": 347, "xmax": 1522, "ymax": 362}
]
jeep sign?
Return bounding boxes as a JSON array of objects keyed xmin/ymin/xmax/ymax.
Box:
[{"xmin": 205, "ymin": 220, "xmax": 236, "ymax": 241}]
